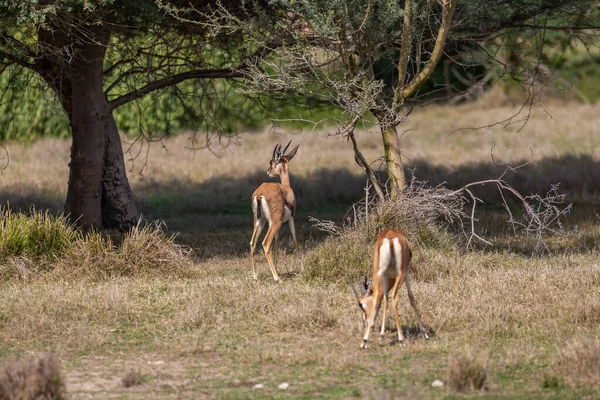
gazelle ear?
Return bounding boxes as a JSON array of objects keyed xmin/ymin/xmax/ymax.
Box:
[{"xmin": 284, "ymin": 145, "xmax": 299, "ymax": 162}]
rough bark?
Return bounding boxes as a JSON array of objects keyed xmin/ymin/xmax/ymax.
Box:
[
  {"xmin": 102, "ymin": 114, "xmax": 139, "ymax": 230},
  {"xmin": 381, "ymin": 125, "xmax": 405, "ymax": 195},
  {"xmin": 64, "ymin": 36, "xmax": 109, "ymax": 230},
  {"xmin": 37, "ymin": 25, "xmax": 139, "ymax": 231}
]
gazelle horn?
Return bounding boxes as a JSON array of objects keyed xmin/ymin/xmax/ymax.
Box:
[
  {"xmin": 361, "ymin": 276, "xmax": 369, "ymax": 294},
  {"xmin": 281, "ymin": 140, "xmax": 292, "ymax": 156},
  {"xmin": 271, "ymin": 143, "xmax": 281, "ymax": 160},
  {"xmin": 348, "ymin": 276, "xmax": 360, "ymax": 301}
]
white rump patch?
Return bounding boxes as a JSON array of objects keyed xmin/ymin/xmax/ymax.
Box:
[
  {"xmin": 260, "ymin": 197, "xmax": 271, "ymax": 224},
  {"xmin": 378, "ymin": 238, "xmax": 392, "ymax": 277},
  {"xmin": 282, "ymin": 206, "xmax": 292, "ymax": 223}
]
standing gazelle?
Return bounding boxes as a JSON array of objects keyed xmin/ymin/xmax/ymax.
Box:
[
  {"xmin": 250, "ymin": 141, "xmax": 300, "ymax": 282},
  {"xmin": 350, "ymin": 228, "xmax": 429, "ymax": 348}
]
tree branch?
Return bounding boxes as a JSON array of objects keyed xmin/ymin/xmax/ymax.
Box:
[
  {"xmin": 401, "ymin": 0, "xmax": 459, "ymax": 99},
  {"xmin": 394, "ymin": 0, "xmax": 411, "ymax": 110},
  {"xmin": 109, "ymin": 68, "xmax": 245, "ymax": 109}
]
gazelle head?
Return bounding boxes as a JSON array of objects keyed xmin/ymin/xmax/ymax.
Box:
[
  {"xmin": 267, "ymin": 141, "xmax": 299, "ymax": 177},
  {"xmin": 350, "ymin": 276, "xmax": 374, "ymax": 327}
]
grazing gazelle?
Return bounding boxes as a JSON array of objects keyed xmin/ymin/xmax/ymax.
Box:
[
  {"xmin": 350, "ymin": 228, "xmax": 429, "ymax": 348},
  {"xmin": 250, "ymin": 141, "xmax": 300, "ymax": 282}
]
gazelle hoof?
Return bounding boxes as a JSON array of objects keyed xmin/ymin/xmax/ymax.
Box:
[
  {"xmin": 398, "ymin": 340, "xmax": 405, "ymax": 347},
  {"xmin": 361, "ymin": 340, "xmax": 368, "ymax": 349}
]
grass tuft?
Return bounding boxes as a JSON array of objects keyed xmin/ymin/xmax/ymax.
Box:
[
  {"xmin": 448, "ymin": 350, "xmax": 489, "ymax": 393},
  {"xmin": 541, "ymin": 374, "xmax": 565, "ymax": 389},
  {"xmin": 122, "ymin": 369, "xmax": 148, "ymax": 388},
  {"xmin": 59, "ymin": 220, "xmax": 194, "ymax": 280},
  {"xmin": 0, "ymin": 215, "xmax": 195, "ymax": 282},
  {"xmin": 0, "ymin": 207, "xmax": 77, "ymax": 261},
  {"xmin": 554, "ymin": 339, "xmax": 600, "ymax": 387},
  {"xmin": 0, "ymin": 352, "xmax": 66, "ymax": 400}
]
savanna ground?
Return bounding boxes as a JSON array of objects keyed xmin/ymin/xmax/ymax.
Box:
[{"xmin": 1, "ymin": 91, "xmax": 599, "ymax": 399}]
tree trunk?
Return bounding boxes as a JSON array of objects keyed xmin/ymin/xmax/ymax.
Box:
[
  {"xmin": 102, "ymin": 115, "xmax": 139, "ymax": 230},
  {"xmin": 63, "ymin": 30, "xmax": 139, "ymax": 231},
  {"xmin": 381, "ymin": 124, "xmax": 406, "ymax": 196},
  {"xmin": 64, "ymin": 38, "xmax": 110, "ymax": 230}
]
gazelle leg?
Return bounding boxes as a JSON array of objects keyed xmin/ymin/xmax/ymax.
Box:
[
  {"xmin": 380, "ymin": 278, "xmax": 390, "ymax": 338},
  {"xmin": 273, "ymin": 231, "xmax": 289, "ymax": 275},
  {"xmin": 391, "ymin": 271, "xmax": 407, "ymax": 346},
  {"xmin": 361, "ymin": 285, "xmax": 383, "ymax": 349},
  {"xmin": 406, "ymin": 273, "xmax": 429, "ymax": 339},
  {"xmin": 273, "ymin": 231, "xmax": 280, "ymax": 267},
  {"xmin": 289, "ymin": 217, "xmax": 299, "ymax": 251},
  {"xmin": 250, "ymin": 218, "xmax": 266, "ymax": 281},
  {"xmin": 262, "ymin": 222, "xmax": 283, "ymax": 282}
]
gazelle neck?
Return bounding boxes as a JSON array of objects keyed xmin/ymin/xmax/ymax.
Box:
[{"xmin": 279, "ymin": 163, "xmax": 291, "ymax": 187}]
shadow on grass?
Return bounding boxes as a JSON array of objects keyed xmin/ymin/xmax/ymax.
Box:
[{"xmin": 1, "ymin": 154, "xmax": 599, "ymax": 258}]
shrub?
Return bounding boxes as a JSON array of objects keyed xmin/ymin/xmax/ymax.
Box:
[
  {"xmin": 448, "ymin": 350, "xmax": 489, "ymax": 393},
  {"xmin": 0, "ymin": 352, "xmax": 66, "ymax": 400},
  {"xmin": 303, "ymin": 180, "xmax": 462, "ymax": 282}
]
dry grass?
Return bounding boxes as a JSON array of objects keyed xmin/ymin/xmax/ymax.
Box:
[
  {"xmin": 0, "ymin": 217, "xmax": 193, "ymax": 282},
  {"xmin": 448, "ymin": 350, "xmax": 488, "ymax": 393},
  {"xmin": 554, "ymin": 339, "xmax": 600, "ymax": 387},
  {"xmin": 0, "ymin": 352, "xmax": 65, "ymax": 400},
  {"xmin": 0, "ymin": 99, "xmax": 598, "ymax": 398}
]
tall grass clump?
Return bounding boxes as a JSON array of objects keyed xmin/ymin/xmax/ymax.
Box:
[
  {"xmin": 448, "ymin": 350, "xmax": 489, "ymax": 393},
  {"xmin": 0, "ymin": 209, "xmax": 194, "ymax": 281},
  {"xmin": 553, "ymin": 339, "xmax": 600, "ymax": 387},
  {"xmin": 303, "ymin": 180, "xmax": 464, "ymax": 282},
  {"xmin": 0, "ymin": 352, "xmax": 66, "ymax": 400},
  {"xmin": 0, "ymin": 208, "xmax": 77, "ymax": 261},
  {"xmin": 62, "ymin": 220, "xmax": 194, "ymax": 280}
]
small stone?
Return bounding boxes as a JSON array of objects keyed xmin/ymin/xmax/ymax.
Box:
[
  {"xmin": 431, "ymin": 379, "xmax": 444, "ymax": 388},
  {"xmin": 278, "ymin": 382, "xmax": 289, "ymax": 390},
  {"xmin": 253, "ymin": 384, "xmax": 264, "ymax": 389}
]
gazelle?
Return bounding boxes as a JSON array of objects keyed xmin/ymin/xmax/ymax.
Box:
[
  {"xmin": 250, "ymin": 141, "xmax": 300, "ymax": 282},
  {"xmin": 350, "ymin": 228, "xmax": 429, "ymax": 348}
]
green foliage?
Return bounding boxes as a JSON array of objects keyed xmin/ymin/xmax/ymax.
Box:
[
  {"xmin": 0, "ymin": 207, "xmax": 77, "ymax": 261},
  {"xmin": 0, "ymin": 69, "xmax": 70, "ymax": 142}
]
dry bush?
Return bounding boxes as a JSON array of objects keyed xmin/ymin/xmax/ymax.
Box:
[
  {"xmin": 553, "ymin": 339, "xmax": 600, "ymax": 387},
  {"xmin": 0, "ymin": 352, "xmax": 66, "ymax": 400},
  {"xmin": 304, "ymin": 180, "xmax": 462, "ymax": 282},
  {"xmin": 448, "ymin": 350, "xmax": 489, "ymax": 393}
]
